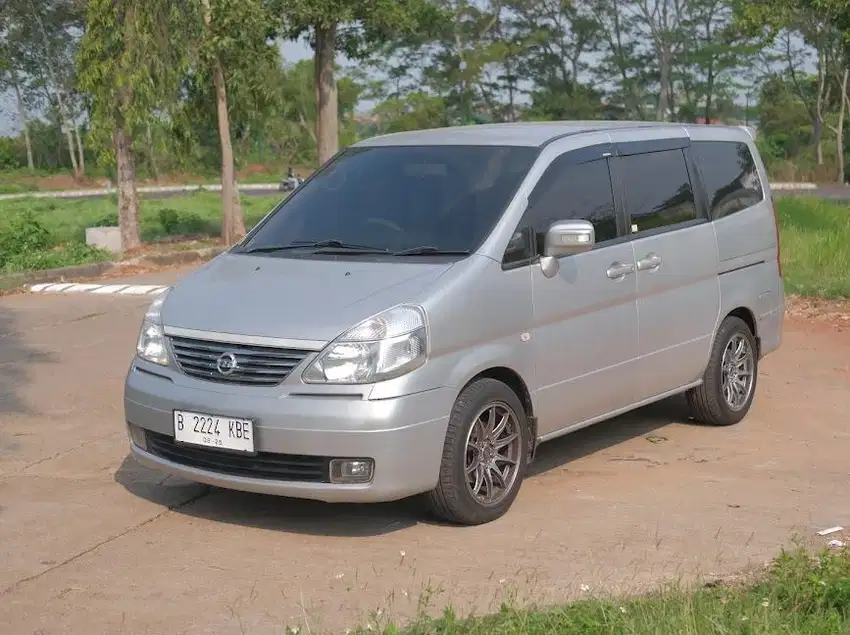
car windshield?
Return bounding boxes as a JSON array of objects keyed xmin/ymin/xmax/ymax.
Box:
[{"xmin": 239, "ymin": 145, "xmax": 537, "ymax": 257}]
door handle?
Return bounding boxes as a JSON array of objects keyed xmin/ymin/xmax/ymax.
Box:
[
  {"xmin": 637, "ymin": 253, "xmax": 663, "ymax": 272},
  {"xmin": 606, "ymin": 261, "xmax": 636, "ymax": 280}
]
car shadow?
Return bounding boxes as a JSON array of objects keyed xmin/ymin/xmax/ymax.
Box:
[
  {"xmin": 114, "ymin": 454, "xmax": 424, "ymax": 537},
  {"xmin": 115, "ymin": 395, "xmax": 695, "ymax": 537},
  {"xmin": 0, "ymin": 303, "xmax": 58, "ymax": 417},
  {"xmin": 528, "ymin": 394, "xmax": 693, "ymax": 477}
]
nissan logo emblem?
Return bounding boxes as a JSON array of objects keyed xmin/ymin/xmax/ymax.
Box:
[{"xmin": 216, "ymin": 352, "xmax": 239, "ymax": 376}]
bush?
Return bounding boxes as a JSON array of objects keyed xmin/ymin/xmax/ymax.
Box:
[
  {"xmin": 91, "ymin": 210, "xmax": 119, "ymax": 227},
  {"xmin": 158, "ymin": 207, "xmax": 180, "ymax": 233},
  {"xmin": 0, "ymin": 210, "xmax": 111, "ymax": 273},
  {"xmin": 0, "ymin": 210, "xmax": 54, "ymax": 261},
  {"xmin": 158, "ymin": 207, "xmax": 208, "ymax": 236}
]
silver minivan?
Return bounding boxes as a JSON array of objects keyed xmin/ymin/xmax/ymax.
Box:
[{"xmin": 125, "ymin": 122, "xmax": 784, "ymax": 525}]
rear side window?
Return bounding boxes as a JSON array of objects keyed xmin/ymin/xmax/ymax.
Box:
[
  {"xmin": 618, "ymin": 149, "xmax": 698, "ymax": 235},
  {"xmin": 525, "ymin": 156, "xmax": 619, "ymax": 253},
  {"xmin": 693, "ymin": 141, "xmax": 763, "ymax": 219}
]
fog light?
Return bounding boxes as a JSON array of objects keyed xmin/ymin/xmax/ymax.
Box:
[
  {"xmin": 127, "ymin": 423, "xmax": 148, "ymax": 450},
  {"xmin": 329, "ymin": 458, "xmax": 374, "ymax": 484}
]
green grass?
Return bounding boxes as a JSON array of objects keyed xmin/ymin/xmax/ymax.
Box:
[
  {"xmin": 0, "ymin": 192, "xmax": 282, "ymax": 274},
  {"xmin": 354, "ymin": 547, "xmax": 850, "ymax": 635},
  {"xmin": 0, "ymin": 192, "xmax": 282, "ymax": 244},
  {"xmin": 776, "ymin": 198, "xmax": 850, "ymax": 298}
]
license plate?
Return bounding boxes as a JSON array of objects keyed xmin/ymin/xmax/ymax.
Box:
[{"xmin": 173, "ymin": 410, "xmax": 255, "ymax": 453}]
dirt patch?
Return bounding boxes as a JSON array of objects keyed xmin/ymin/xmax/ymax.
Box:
[
  {"xmin": 786, "ymin": 295, "xmax": 850, "ymax": 332},
  {"xmin": 120, "ymin": 238, "xmax": 223, "ymax": 260}
]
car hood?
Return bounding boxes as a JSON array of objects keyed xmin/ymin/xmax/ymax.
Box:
[{"xmin": 161, "ymin": 252, "xmax": 453, "ymax": 343}]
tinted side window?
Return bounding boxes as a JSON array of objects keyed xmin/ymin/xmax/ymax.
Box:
[
  {"xmin": 619, "ymin": 149, "xmax": 698, "ymax": 234},
  {"xmin": 693, "ymin": 141, "xmax": 763, "ymax": 219},
  {"xmin": 525, "ymin": 157, "xmax": 618, "ymax": 254}
]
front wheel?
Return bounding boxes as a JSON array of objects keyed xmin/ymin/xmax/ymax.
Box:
[
  {"xmin": 687, "ymin": 316, "xmax": 758, "ymax": 426},
  {"xmin": 426, "ymin": 378, "xmax": 529, "ymax": 525}
]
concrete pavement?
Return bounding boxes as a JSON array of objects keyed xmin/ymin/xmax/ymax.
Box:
[{"xmin": 2, "ymin": 272, "xmax": 850, "ymax": 634}]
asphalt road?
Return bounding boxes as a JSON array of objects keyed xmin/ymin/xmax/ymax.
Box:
[
  {"xmin": 772, "ymin": 185, "xmax": 850, "ymax": 201},
  {"xmin": 2, "ymin": 268, "xmax": 850, "ymax": 634}
]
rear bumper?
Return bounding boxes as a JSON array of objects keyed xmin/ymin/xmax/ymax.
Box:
[{"xmin": 124, "ymin": 362, "xmax": 453, "ymax": 503}]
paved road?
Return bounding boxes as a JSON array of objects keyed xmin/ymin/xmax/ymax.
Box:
[
  {"xmin": 2, "ymin": 273, "xmax": 850, "ymax": 634},
  {"xmin": 773, "ymin": 186, "xmax": 850, "ymax": 201}
]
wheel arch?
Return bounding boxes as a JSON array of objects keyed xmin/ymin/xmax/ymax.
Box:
[
  {"xmin": 724, "ymin": 306, "xmax": 760, "ymax": 356},
  {"xmin": 460, "ymin": 365, "xmax": 537, "ymax": 460}
]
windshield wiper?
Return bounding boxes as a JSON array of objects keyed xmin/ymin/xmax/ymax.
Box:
[
  {"xmin": 243, "ymin": 240, "xmax": 388, "ymax": 254},
  {"xmin": 393, "ymin": 246, "xmax": 471, "ymax": 256}
]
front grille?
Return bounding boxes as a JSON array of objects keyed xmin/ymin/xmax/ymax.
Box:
[
  {"xmin": 169, "ymin": 336, "xmax": 311, "ymax": 387},
  {"xmin": 146, "ymin": 431, "xmax": 330, "ymax": 482}
]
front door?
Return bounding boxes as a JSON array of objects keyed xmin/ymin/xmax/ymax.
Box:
[{"xmin": 510, "ymin": 148, "xmax": 639, "ymax": 438}]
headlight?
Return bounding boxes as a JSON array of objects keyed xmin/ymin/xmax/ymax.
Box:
[
  {"xmin": 136, "ymin": 288, "xmax": 171, "ymax": 366},
  {"xmin": 302, "ymin": 305, "xmax": 427, "ymax": 384}
]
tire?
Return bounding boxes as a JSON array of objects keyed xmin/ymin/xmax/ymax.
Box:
[
  {"xmin": 426, "ymin": 378, "xmax": 529, "ymax": 525},
  {"xmin": 687, "ymin": 316, "xmax": 759, "ymax": 426}
]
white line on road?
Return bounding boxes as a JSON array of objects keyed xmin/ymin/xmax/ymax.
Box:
[{"xmin": 27, "ymin": 283, "xmax": 169, "ymax": 295}]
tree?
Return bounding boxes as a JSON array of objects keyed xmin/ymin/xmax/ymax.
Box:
[
  {"xmin": 276, "ymin": 0, "xmax": 439, "ymax": 164},
  {"xmin": 738, "ymin": 0, "xmax": 846, "ymax": 165},
  {"xmin": 77, "ymin": 0, "xmax": 191, "ymax": 250},
  {"xmin": 676, "ymin": 0, "xmax": 759, "ymax": 123},
  {"xmin": 1, "ymin": 0, "xmax": 82, "ymax": 173},
  {"xmin": 17, "ymin": 1, "xmax": 85, "ymax": 178},
  {"xmin": 592, "ymin": 0, "xmax": 654, "ymax": 119},
  {"xmin": 509, "ymin": 0, "xmax": 604, "ymax": 120},
  {"xmin": 0, "ymin": 7, "xmax": 35, "ymax": 171}
]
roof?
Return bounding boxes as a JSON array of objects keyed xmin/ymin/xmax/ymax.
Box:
[{"xmin": 353, "ymin": 121, "xmax": 751, "ymax": 148}]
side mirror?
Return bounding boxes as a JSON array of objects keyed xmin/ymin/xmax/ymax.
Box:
[{"xmin": 543, "ymin": 220, "xmax": 595, "ymax": 257}]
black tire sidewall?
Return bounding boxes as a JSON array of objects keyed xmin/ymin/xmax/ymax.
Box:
[
  {"xmin": 446, "ymin": 380, "xmax": 529, "ymax": 524},
  {"xmin": 707, "ymin": 317, "xmax": 759, "ymax": 424}
]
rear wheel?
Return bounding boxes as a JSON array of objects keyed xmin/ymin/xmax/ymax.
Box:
[
  {"xmin": 426, "ymin": 378, "xmax": 528, "ymax": 525},
  {"xmin": 687, "ymin": 316, "xmax": 758, "ymax": 426}
]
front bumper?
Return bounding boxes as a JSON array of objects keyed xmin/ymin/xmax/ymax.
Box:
[{"xmin": 124, "ymin": 362, "xmax": 453, "ymax": 503}]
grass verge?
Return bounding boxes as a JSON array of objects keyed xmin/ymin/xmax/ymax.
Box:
[
  {"xmin": 777, "ymin": 198, "xmax": 850, "ymax": 298},
  {"xmin": 355, "ymin": 547, "xmax": 850, "ymax": 635},
  {"xmin": 0, "ymin": 193, "xmax": 282, "ymax": 274}
]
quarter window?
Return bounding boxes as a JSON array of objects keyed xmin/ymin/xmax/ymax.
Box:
[
  {"xmin": 693, "ymin": 141, "xmax": 764, "ymax": 219},
  {"xmin": 618, "ymin": 149, "xmax": 698, "ymax": 234}
]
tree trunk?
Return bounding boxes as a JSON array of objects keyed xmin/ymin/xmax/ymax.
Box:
[
  {"xmin": 656, "ymin": 49, "xmax": 670, "ymax": 121},
  {"xmin": 203, "ymin": 0, "xmax": 245, "ymax": 244},
  {"xmin": 74, "ymin": 126, "xmax": 85, "ymax": 175},
  {"xmin": 54, "ymin": 88, "xmax": 80, "ymax": 179},
  {"xmin": 212, "ymin": 57, "xmax": 245, "ymax": 244},
  {"xmin": 12, "ymin": 78, "xmax": 35, "ymax": 172},
  {"xmin": 813, "ymin": 118, "xmax": 824, "ymax": 166},
  {"xmin": 814, "ymin": 54, "xmax": 828, "ymax": 166},
  {"xmin": 146, "ymin": 121, "xmax": 160, "ymax": 181},
  {"xmin": 836, "ymin": 69, "xmax": 848, "ymax": 183},
  {"xmin": 65, "ymin": 127, "xmax": 80, "ymax": 179},
  {"xmin": 315, "ymin": 22, "xmax": 339, "ymax": 165},
  {"xmin": 113, "ymin": 125, "xmax": 141, "ymax": 251}
]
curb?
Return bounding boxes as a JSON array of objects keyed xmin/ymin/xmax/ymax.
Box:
[
  {"xmin": 0, "ymin": 246, "xmax": 225, "ymax": 292},
  {"xmin": 771, "ymin": 183, "xmax": 819, "ymax": 190}
]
